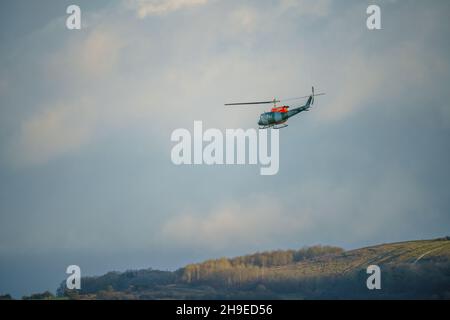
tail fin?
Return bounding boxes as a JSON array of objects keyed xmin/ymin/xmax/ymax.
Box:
[
  {"xmin": 305, "ymin": 87, "xmax": 314, "ymax": 108},
  {"xmin": 306, "ymin": 95, "xmax": 313, "ymax": 107}
]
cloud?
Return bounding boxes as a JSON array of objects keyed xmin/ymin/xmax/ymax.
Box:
[
  {"xmin": 282, "ymin": 169, "xmax": 431, "ymax": 245},
  {"xmin": 78, "ymin": 30, "xmax": 124, "ymax": 77},
  {"xmin": 129, "ymin": 0, "xmax": 209, "ymax": 18},
  {"xmin": 0, "ymin": 78, "xmax": 8, "ymax": 95},
  {"xmin": 228, "ymin": 6, "xmax": 259, "ymax": 33},
  {"xmin": 279, "ymin": 0, "xmax": 331, "ymax": 17},
  {"xmin": 320, "ymin": 43, "xmax": 449, "ymax": 123},
  {"xmin": 48, "ymin": 29, "xmax": 125, "ymax": 80},
  {"xmin": 160, "ymin": 195, "xmax": 309, "ymax": 251},
  {"xmin": 159, "ymin": 167, "xmax": 432, "ymax": 251},
  {"xmin": 12, "ymin": 101, "xmax": 97, "ymax": 166},
  {"xmin": 5, "ymin": 0, "xmax": 450, "ymax": 169},
  {"xmin": 6, "ymin": 27, "xmax": 127, "ymax": 166}
]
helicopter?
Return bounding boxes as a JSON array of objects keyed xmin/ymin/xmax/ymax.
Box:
[{"xmin": 225, "ymin": 87, "xmax": 325, "ymax": 129}]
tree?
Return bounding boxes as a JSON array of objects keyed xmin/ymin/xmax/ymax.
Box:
[{"xmin": 22, "ymin": 291, "xmax": 55, "ymax": 300}]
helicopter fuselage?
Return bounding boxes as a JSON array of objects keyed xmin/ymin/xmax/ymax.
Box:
[{"xmin": 258, "ymin": 105, "xmax": 308, "ymax": 127}]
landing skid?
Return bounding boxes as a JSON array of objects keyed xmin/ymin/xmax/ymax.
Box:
[{"xmin": 259, "ymin": 124, "xmax": 288, "ymax": 130}]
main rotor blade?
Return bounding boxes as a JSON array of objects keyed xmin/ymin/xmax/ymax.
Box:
[
  {"xmin": 224, "ymin": 92, "xmax": 325, "ymax": 106},
  {"xmin": 225, "ymin": 100, "xmax": 280, "ymax": 106},
  {"xmin": 280, "ymin": 93, "xmax": 326, "ymax": 102}
]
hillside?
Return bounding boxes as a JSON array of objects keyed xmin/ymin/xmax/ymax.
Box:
[
  {"xmin": 40, "ymin": 237, "xmax": 450, "ymax": 299},
  {"xmin": 274, "ymin": 237, "xmax": 450, "ymax": 277}
]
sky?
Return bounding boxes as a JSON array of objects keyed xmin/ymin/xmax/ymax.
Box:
[{"xmin": 0, "ymin": 0, "xmax": 450, "ymax": 298}]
